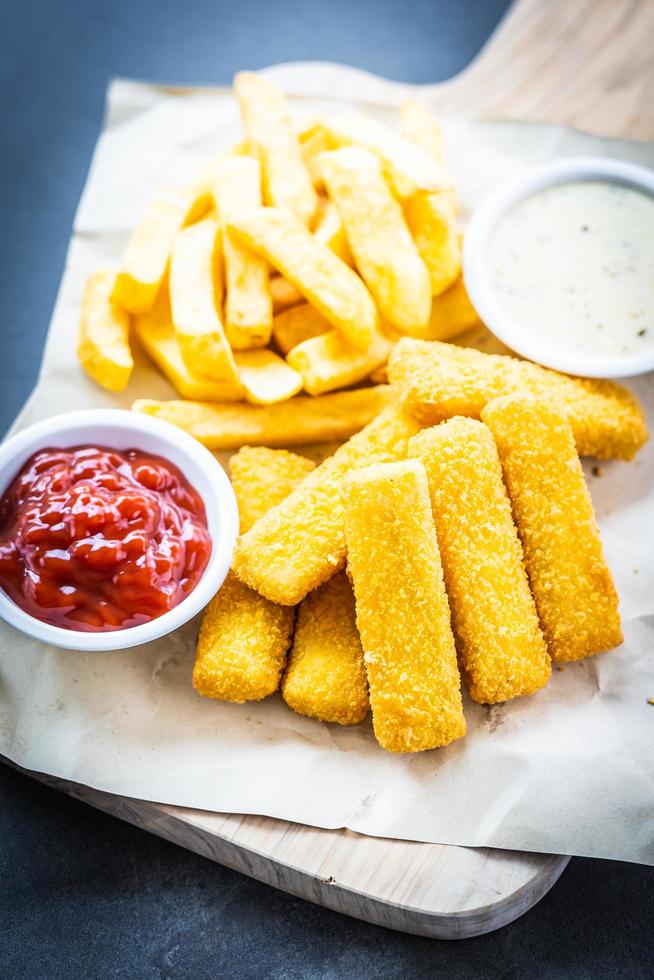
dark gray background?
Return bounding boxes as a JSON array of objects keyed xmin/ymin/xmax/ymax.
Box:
[{"xmin": 1, "ymin": 1, "xmax": 653, "ymax": 977}]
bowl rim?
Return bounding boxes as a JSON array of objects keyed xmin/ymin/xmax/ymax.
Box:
[
  {"xmin": 462, "ymin": 155, "xmax": 654, "ymax": 379},
  {"xmin": 0, "ymin": 408, "xmax": 239, "ymax": 652}
]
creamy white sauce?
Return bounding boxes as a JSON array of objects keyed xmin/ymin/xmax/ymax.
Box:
[{"xmin": 488, "ymin": 180, "xmax": 654, "ymax": 361}]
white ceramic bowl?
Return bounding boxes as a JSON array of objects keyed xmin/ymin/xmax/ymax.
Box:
[
  {"xmin": 463, "ymin": 156, "xmax": 654, "ymax": 378},
  {"xmin": 0, "ymin": 409, "xmax": 239, "ymax": 651}
]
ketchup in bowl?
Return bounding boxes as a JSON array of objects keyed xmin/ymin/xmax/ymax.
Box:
[{"xmin": 0, "ymin": 446, "xmax": 212, "ymax": 632}]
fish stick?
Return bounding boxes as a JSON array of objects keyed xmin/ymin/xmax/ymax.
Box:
[
  {"xmin": 282, "ymin": 572, "xmax": 369, "ymax": 726},
  {"xmin": 343, "ymin": 459, "xmax": 466, "ymax": 752},
  {"xmin": 233, "ymin": 406, "xmax": 419, "ymax": 605},
  {"xmin": 319, "ymin": 147, "xmax": 431, "ymax": 332},
  {"xmin": 235, "ymin": 72, "xmax": 317, "ymax": 226},
  {"xmin": 287, "ymin": 328, "xmax": 392, "ymax": 395},
  {"xmin": 481, "ymin": 395, "xmax": 623, "ymax": 661},
  {"xmin": 389, "ymin": 338, "xmax": 649, "ymax": 460},
  {"xmin": 132, "ymin": 385, "xmax": 394, "ymax": 450},
  {"xmin": 112, "ymin": 186, "xmax": 193, "ymax": 314},
  {"xmin": 410, "ymin": 418, "xmax": 551, "ymax": 703},
  {"xmin": 194, "ymin": 449, "xmax": 315, "ymax": 702},
  {"xmin": 133, "ymin": 288, "xmax": 244, "ymax": 402},
  {"xmin": 230, "ymin": 447, "xmax": 315, "ymax": 534},
  {"xmin": 213, "ymin": 155, "xmax": 272, "ymax": 350},
  {"xmin": 272, "ymin": 303, "xmax": 330, "ymax": 355},
  {"xmin": 78, "ymin": 268, "xmax": 133, "ymax": 392},
  {"xmin": 228, "ymin": 207, "xmax": 377, "ymax": 352}
]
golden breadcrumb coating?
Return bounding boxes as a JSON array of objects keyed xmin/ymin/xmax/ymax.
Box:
[
  {"xmin": 233, "ymin": 406, "xmax": 419, "ymax": 606},
  {"xmin": 482, "ymin": 395, "xmax": 623, "ymax": 662},
  {"xmin": 194, "ymin": 448, "xmax": 313, "ymax": 702},
  {"xmin": 389, "ymin": 339, "xmax": 648, "ymax": 460},
  {"xmin": 229, "ymin": 447, "xmax": 315, "ymax": 533},
  {"xmin": 282, "ymin": 572, "xmax": 369, "ymax": 725},
  {"xmin": 410, "ymin": 418, "xmax": 551, "ymax": 704},
  {"xmin": 343, "ymin": 460, "xmax": 466, "ymax": 752}
]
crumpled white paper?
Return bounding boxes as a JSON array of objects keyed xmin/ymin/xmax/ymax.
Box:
[{"xmin": 1, "ymin": 66, "xmax": 653, "ymax": 866}]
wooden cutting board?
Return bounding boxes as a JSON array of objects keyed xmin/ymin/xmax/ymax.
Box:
[{"xmin": 15, "ymin": 0, "xmax": 653, "ymax": 940}]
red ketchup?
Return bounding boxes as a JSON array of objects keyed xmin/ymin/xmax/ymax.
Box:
[{"xmin": 0, "ymin": 446, "xmax": 212, "ymax": 632}]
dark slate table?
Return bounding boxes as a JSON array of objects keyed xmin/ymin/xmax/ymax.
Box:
[{"xmin": 2, "ymin": 1, "xmax": 652, "ymax": 976}]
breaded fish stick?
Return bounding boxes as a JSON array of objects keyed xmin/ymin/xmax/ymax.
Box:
[
  {"xmin": 233, "ymin": 406, "xmax": 419, "ymax": 605},
  {"xmin": 390, "ymin": 339, "xmax": 648, "ymax": 460},
  {"xmin": 230, "ymin": 446, "xmax": 315, "ymax": 534},
  {"xmin": 343, "ymin": 460, "xmax": 466, "ymax": 752},
  {"xmin": 482, "ymin": 396, "xmax": 623, "ymax": 661},
  {"xmin": 193, "ymin": 449, "xmax": 315, "ymax": 703},
  {"xmin": 132, "ymin": 385, "xmax": 394, "ymax": 449},
  {"xmin": 410, "ymin": 418, "xmax": 551, "ymax": 704},
  {"xmin": 282, "ymin": 572, "xmax": 369, "ymax": 725}
]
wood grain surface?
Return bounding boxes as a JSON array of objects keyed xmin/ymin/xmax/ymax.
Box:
[{"xmin": 12, "ymin": 0, "xmax": 652, "ymax": 940}]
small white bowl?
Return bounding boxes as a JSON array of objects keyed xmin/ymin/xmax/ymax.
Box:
[
  {"xmin": 0, "ymin": 409, "xmax": 239, "ymax": 651},
  {"xmin": 463, "ymin": 156, "xmax": 654, "ymax": 378}
]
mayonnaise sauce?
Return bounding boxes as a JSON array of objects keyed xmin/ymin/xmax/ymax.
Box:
[{"xmin": 488, "ymin": 181, "xmax": 654, "ymax": 361}]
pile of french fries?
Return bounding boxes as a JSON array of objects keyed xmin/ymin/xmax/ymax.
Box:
[
  {"xmin": 78, "ymin": 72, "xmax": 483, "ymax": 441},
  {"xmin": 76, "ymin": 73, "xmax": 649, "ymax": 755}
]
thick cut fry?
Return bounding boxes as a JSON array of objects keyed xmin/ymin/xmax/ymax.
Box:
[
  {"xmin": 169, "ymin": 218, "xmax": 240, "ymax": 384},
  {"xmin": 228, "ymin": 208, "xmax": 377, "ymax": 352},
  {"xmin": 270, "ymin": 276, "xmax": 304, "ymax": 313},
  {"xmin": 314, "ymin": 199, "xmax": 353, "ymax": 265},
  {"xmin": 183, "ymin": 143, "xmax": 247, "ymax": 223},
  {"xmin": 230, "ymin": 447, "xmax": 315, "ymax": 533},
  {"xmin": 133, "ymin": 289, "xmax": 244, "ymax": 402},
  {"xmin": 235, "ymin": 72, "xmax": 317, "ymax": 226},
  {"xmin": 343, "ymin": 460, "xmax": 466, "ymax": 752},
  {"xmin": 319, "ymin": 148, "xmax": 431, "ymax": 332},
  {"xmin": 194, "ymin": 449, "xmax": 314, "ymax": 703},
  {"xmin": 299, "ymin": 124, "xmax": 331, "ymax": 191},
  {"xmin": 318, "ymin": 112, "xmax": 452, "ymax": 199},
  {"xmin": 235, "ymin": 349, "xmax": 303, "ymax": 404},
  {"xmin": 112, "ymin": 187, "xmax": 192, "ymax": 314},
  {"xmin": 410, "ymin": 419, "xmax": 551, "ymax": 704},
  {"xmin": 132, "ymin": 384, "xmax": 395, "ymax": 449},
  {"xmin": 389, "ymin": 339, "xmax": 649, "ymax": 460},
  {"xmin": 406, "ymin": 279, "xmax": 482, "ymax": 342},
  {"xmin": 482, "ymin": 396, "xmax": 623, "ymax": 661},
  {"xmin": 400, "ymin": 100, "xmax": 445, "ymax": 163},
  {"xmin": 78, "ymin": 269, "xmax": 133, "ymax": 392},
  {"xmin": 287, "ymin": 329, "xmax": 392, "ymax": 395},
  {"xmin": 404, "ymin": 191, "xmax": 461, "ymax": 297},
  {"xmin": 272, "ymin": 303, "xmax": 330, "ymax": 355},
  {"xmin": 213, "ymin": 155, "xmax": 272, "ymax": 349},
  {"xmin": 233, "ymin": 406, "xmax": 418, "ymax": 605},
  {"xmin": 282, "ymin": 572, "xmax": 369, "ymax": 726}
]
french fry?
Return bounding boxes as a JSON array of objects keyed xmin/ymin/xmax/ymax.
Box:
[
  {"xmin": 410, "ymin": 418, "xmax": 551, "ymax": 704},
  {"xmin": 400, "ymin": 278, "xmax": 482, "ymax": 342},
  {"xmin": 183, "ymin": 142, "xmax": 248, "ymax": 223},
  {"xmin": 235, "ymin": 349, "xmax": 303, "ymax": 404},
  {"xmin": 232, "ymin": 405, "xmax": 418, "ymax": 605},
  {"xmin": 132, "ymin": 384, "xmax": 395, "ymax": 450},
  {"xmin": 270, "ymin": 276, "xmax": 304, "ymax": 313},
  {"xmin": 343, "ymin": 459, "xmax": 466, "ymax": 752},
  {"xmin": 271, "ymin": 303, "xmax": 330, "ymax": 355},
  {"xmin": 133, "ymin": 287, "xmax": 244, "ymax": 402},
  {"xmin": 317, "ymin": 112, "xmax": 452, "ymax": 199},
  {"xmin": 319, "ymin": 147, "xmax": 431, "ymax": 332},
  {"xmin": 404, "ymin": 190, "xmax": 461, "ymax": 297},
  {"xmin": 111, "ymin": 186, "xmax": 192, "ymax": 314},
  {"xmin": 213, "ymin": 155, "xmax": 272, "ymax": 349},
  {"xmin": 282, "ymin": 572, "xmax": 369, "ymax": 726},
  {"xmin": 389, "ymin": 338, "xmax": 649, "ymax": 460},
  {"xmin": 299, "ymin": 123, "xmax": 331, "ymax": 191},
  {"xmin": 313, "ymin": 199, "xmax": 353, "ymax": 265},
  {"xmin": 169, "ymin": 218, "xmax": 240, "ymax": 384},
  {"xmin": 194, "ymin": 449, "xmax": 315, "ymax": 703},
  {"xmin": 287, "ymin": 328, "xmax": 392, "ymax": 395},
  {"xmin": 230, "ymin": 446, "xmax": 315, "ymax": 534},
  {"xmin": 400, "ymin": 100, "xmax": 445, "ymax": 163},
  {"xmin": 228, "ymin": 207, "xmax": 377, "ymax": 352},
  {"xmin": 235, "ymin": 72, "xmax": 317, "ymax": 226},
  {"xmin": 78, "ymin": 269, "xmax": 133, "ymax": 392},
  {"xmin": 481, "ymin": 396, "xmax": 623, "ymax": 662}
]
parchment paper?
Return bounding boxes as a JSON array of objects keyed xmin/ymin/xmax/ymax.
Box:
[{"xmin": 1, "ymin": 65, "xmax": 653, "ymax": 865}]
